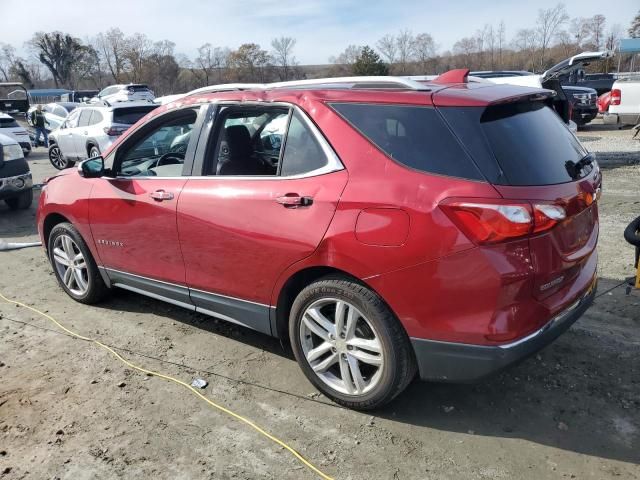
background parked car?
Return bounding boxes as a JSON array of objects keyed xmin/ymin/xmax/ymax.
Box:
[
  {"xmin": 562, "ymin": 85, "xmax": 599, "ymax": 128},
  {"xmin": 89, "ymin": 84, "xmax": 155, "ymax": 105},
  {"xmin": 0, "ymin": 113, "xmax": 32, "ymax": 156},
  {"xmin": 26, "ymin": 102, "xmax": 79, "ymax": 132},
  {"xmin": 603, "ymin": 77, "xmax": 640, "ymax": 126},
  {"xmin": 47, "ymin": 102, "xmax": 158, "ymax": 169},
  {"xmin": 60, "ymin": 90, "xmax": 99, "ymax": 103},
  {"xmin": 0, "ymin": 132, "xmax": 32, "ymax": 209},
  {"xmin": 0, "ymin": 83, "xmax": 30, "ymax": 116},
  {"xmin": 561, "ymin": 69, "xmax": 616, "ymax": 95}
]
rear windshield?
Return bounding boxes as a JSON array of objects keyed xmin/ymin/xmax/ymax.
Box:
[
  {"xmin": 441, "ymin": 102, "xmax": 590, "ymax": 186},
  {"xmin": 0, "ymin": 117, "xmax": 19, "ymax": 127},
  {"xmin": 128, "ymin": 85, "xmax": 150, "ymax": 92},
  {"xmin": 330, "ymin": 103, "xmax": 483, "ymax": 180},
  {"xmin": 112, "ymin": 106, "xmax": 157, "ymax": 125}
]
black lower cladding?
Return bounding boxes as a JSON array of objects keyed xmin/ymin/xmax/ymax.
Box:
[
  {"xmin": 103, "ymin": 268, "xmax": 272, "ymax": 336},
  {"xmin": 410, "ymin": 284, "xmax": 596, "ymax": 382}
]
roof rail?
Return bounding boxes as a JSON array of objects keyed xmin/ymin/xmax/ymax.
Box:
[
  {"xmin": 186, "ymin": 77, "xmax": 431, "ymax": 97},
  {"xmin": 268, "ymin": 76, "xmax": 430, "ymax": 91},
  {"xmin": 187, "ymin": 83, "xmax": 265, "ymax": 96}
]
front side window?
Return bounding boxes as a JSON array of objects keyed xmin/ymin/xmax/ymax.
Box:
[
  {"xmin": 65, "ymin": 110, "xmax": 81, "ymax": 129},
  {"xmin": 115, "ymin": 109, "xmax": 197, "ymax": 177}
]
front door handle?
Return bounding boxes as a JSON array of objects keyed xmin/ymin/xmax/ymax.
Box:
[
  {"xmin": 276, "ymin": 194, "xmax": 313, "ymax": 208},
  {"xmin": 150, "ymin": 189, "xmax": 174, "ymax": 201}
]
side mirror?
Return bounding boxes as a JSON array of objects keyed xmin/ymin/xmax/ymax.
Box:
[{"xmin": 78, "ymin": 156, "xmax": 104, "ymax": 178}]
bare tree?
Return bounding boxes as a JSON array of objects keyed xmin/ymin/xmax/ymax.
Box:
[
  {"xmin": 513, "ymin": 28, "xmax": 537, "ymax": 70},
  {"xmin": 0, "ymin": 43, "xmax": 17, "ymax": 81},
  {"xmin": 536, "ymin": 4, "xmax": 569, "ymax": 70},
  {"xmin": 453, "ymin": 37, "xmax": 477, "ymax": 69},
  {"xmin": 124, "ymin": 33, "xmax": 152, "ymax": 82},
  {"xmin": 271, "ymin": 37, "xmax": 297, "ymax": 81},
  {"xmin": 93, "ymin": 28, "xmax": 127, "ymax": 83},
  {"xmin": 329, "ymin": 45, "xmax": 362, "ymax": 75},
  {"xmin": 29, "ymin": 31, "xmax": 94, "ymax": 88},
  {"xmin": 412, "ymin": 33, "xmax": 436, "ymax": 74},
  {"xmin": 227, "ymin": 43, "xmax": 272, "ymax": 82},
  {"xmin": 497, "ymin": 21, "xmax": 506, "ymax": 68},
  {"xmin": 376, "ymin": 34, "xmax": 397, "ymax": 65},
  {"xmin": 396, "ymin": 30, "xmax": 415, "ymax": 74},
  {"xmin": 588, "ymin": 14, "xmax": 606, "ymax": 50}
]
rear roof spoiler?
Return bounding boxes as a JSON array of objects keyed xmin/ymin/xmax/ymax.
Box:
[{"xmin": 432, "ymin": 69, "xmax": 470, "ymax": 84}]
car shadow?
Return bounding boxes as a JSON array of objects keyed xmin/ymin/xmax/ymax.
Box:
[
  {"xmin": 0, "ymin": 188, "xmax": 41, "ymax": 239},
  {"xmin": 91, "ymin": 276, "xmax": 639, "ymax": 466}
]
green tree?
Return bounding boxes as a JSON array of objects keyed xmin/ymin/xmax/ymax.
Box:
[
  {"xmin": 629, "ymin": 11, "xmax": 640, "ymax": 37},
  {"xmin": 352, "ymin": 46, "xmax": 389, "ymax": 76}
]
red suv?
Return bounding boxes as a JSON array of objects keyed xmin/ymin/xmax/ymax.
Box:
[{"xmin": 37, "ymin": 72, "xmax": 600, "ymax": 410}]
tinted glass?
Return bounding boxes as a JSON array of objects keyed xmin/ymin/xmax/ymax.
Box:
[
  {"xmin": 210, "ymin": 107, "xmax": 288, "ymax": 176},
  {"xmin": 479, "ymin": 102, "xmax": 588, "ymax": 185},
  {"xmin": 0, "ymin": 117, "xmax": 19, "ymax": 127},
  {"xmin": 330, "ymin": 103, "xmax": 483, "ymax": 180},
  {"xmin": 112, "ymin": 106, "xmax": 157, "ymax": 125},
  {"xmin": 77, "ymin": 109, "xmax": 92, "ymax": 127},
  {"xmin": 65, "ymin": 110, "xmax": 80, "ymax": 128},
  {"xmin": 280, "ymin": 111, "xmax": 327, "ymax": 176}
]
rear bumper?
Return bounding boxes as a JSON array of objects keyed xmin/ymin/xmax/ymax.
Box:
[
  {"xmin": 410, "ymin": 280, "xmax": 597, "ymax": 382},
  {"xmin": 603, "ymin": 113, "xmax": 640, "ymax": 126}
]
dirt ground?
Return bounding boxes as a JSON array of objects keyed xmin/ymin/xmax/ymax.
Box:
[{"xmin": 0, "ymin": 120, "xmax": 639, "ymax": 479}]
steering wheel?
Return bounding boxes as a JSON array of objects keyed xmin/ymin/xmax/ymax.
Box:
[{"xmin": 153, "ymin": 152, "xmax": 184, "ymax": 169}]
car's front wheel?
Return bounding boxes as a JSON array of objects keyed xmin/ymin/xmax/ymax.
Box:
[
  {"xmin": 289, "ymin": 278, "xmax": 416, "ymax": 410},
  {"xmin": 89, "ymin": 145, "xmax": 100, "ymax": 158},
  {"xmin": 48, "ymin": 222, "xmax": 109, "ymax": 304},
  {"xmin": 48, "ymin": 144, "xmax": 74, "ymax": 170}
]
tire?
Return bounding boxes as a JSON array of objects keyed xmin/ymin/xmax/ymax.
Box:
[
  {"xmin": 89, "ymin": 145, "xmax": 100, "ymax": 158},
  {"xmin": 5, "ymin": 189, "xmax": 33, "ymax": 210},
  {"xmin": 289, "ymin": 277, "xmax": 416, "ymax": 410},
  {"xmin": 48, "ymin": 222, "xmax": 110, "ymax": 304},
  {"xmin": 48, "ymin": 144, "xmax": 74, "ymax": 170}
]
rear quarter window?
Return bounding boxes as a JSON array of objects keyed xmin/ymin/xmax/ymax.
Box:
[{"xmin": 330, "ymin": 103, "xmax": 483, "ymax": 181}]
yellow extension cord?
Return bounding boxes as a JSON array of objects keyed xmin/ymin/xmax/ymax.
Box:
[{"xmin": 0, "ymin": 292, "xmax": 335, "ymax": 480}]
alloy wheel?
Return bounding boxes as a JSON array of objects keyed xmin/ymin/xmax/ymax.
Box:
[
  {"xmin": 299, "ymin": 298, "xmax": 384, "ymax": 396},
  {"xmin": 90, "ymin": 147, "xmax": 100, "ymax": 158},
  {"xmin": 49, "ymin": 146, "xmax": 66, "ymax": 169},
  {"xmin": 52, "ymin": 234, "xmax": 89, "ymax": 296}
]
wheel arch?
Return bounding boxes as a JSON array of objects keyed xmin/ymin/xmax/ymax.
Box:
[
  {"xmin": 273, "ymin": 265, "xmax": 399, "ymax": 343},
  {"xmin": 42, "ymin": 212, "xmax": 71, "ymax": 250},
  {"xmin": 85, "ymin": 140, "xmax": 99, "ymax": 156}
]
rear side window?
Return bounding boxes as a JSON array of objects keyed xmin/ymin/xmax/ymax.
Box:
[
  {"xmin": 113, "ymin": 106, "xmax": 157, "ymax": 125},
  {"xmin": 480, "ymin": 102, "xmax": 587, "ymax": 185},
  {"xmin": 330, "ymin": 103, "xmax": 483, "ymax": 180},
  {"xmin": 88, "ymin": 110, "xmax": 103, "ymax": 126},
  {"xmin": 0, "ymin": 117, "xmax": 19, "ymax": 127}
]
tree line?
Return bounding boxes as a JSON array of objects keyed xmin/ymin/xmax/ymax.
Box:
[{"xmin": 0, "ymin": 5, "xmax": 638, "ymax": 95}]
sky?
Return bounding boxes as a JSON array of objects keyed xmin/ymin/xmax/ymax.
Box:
[{"xmin": 0, "ymin": 0, "xmax": 637, "ymax": 64}]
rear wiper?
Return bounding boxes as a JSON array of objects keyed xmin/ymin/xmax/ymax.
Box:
[{"xmin": 565, "ymin": 153, "xmax": 594, "ymax": 180}]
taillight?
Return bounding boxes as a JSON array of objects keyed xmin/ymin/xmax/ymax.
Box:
[
  {"xmin": 103, "ymin": 126, "xmax": 127, "ymax": 136},
  {"xmin": 610, "ymin": 88, "xmax": 621, "ymax": 106},
  {"xmin": 440, "ymin": 199, "xmax": 566, "ymax": 245}
]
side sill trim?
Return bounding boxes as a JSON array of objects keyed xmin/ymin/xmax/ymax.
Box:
[{"xmin": 114, "ymin": 283, "xmax": 196, "ymax": 311}]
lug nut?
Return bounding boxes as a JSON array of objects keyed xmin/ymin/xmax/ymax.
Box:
[
  {"xmin": 347, "ymin": 345, "xmax": 353, "ymax": 350},
  {"xmin": 340, "ymin": 333, "xmax": 345, "ymax": 339},
  {"xmin": 331, "ymin": 347, "xmax": 337, "ymax": 353}
]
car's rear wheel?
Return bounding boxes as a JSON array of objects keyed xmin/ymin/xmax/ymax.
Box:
[
  {"xmin": 48, "ymin": 144, "xmax": 74, "ymax": 170},
  {"xmin": 89, "ymin": 145, "xmax": 100, "ymax": 158},
  {"xmin": 48, "ymin": 222, "xmax": 109, "ymax": 304},
  {"xmin": 289, "ymin": 278, "xmax": 416, "ymax": 410},
  {"xmin": 5, "ymin": 189, "xmax": 33, "ymax": 210}
]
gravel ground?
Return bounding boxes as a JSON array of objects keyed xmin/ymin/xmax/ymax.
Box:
[{"xmin": 0, "ymin": 122, "xmax": 639, "ymax": 480}]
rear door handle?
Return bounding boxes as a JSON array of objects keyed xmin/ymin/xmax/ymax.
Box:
[
  {"xmin": 276, "ymin": 194, "xmax": 313, "ymax": 208},
  {"xmin": 150, "ymin": 189, "xmax": 174, "ymax": 201}
]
